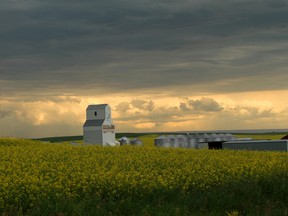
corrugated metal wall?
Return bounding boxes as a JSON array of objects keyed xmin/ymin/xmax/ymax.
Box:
[{"xmin": 223, "ymin": 140, "xmax": 288, "ymax": 152}]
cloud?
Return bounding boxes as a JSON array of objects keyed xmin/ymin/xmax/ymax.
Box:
[
  {"xmin": 0, "ymin": 97, "xmax": 85, "ymax": 137},
  {"xmin": 179, "ymin": 97, "xmax": 223, "ymax": 112},
  {"xmin": 229, "ymin": 105, "xmax": 276, "ymax": 119},
  {"xmin": 113, "ymin": 97, "xmax": 223, "ymax": 131},
  {"xmin": 0, "ymin": 0, "xmax": 288, "ymax": 136},
  {"xmin": 0, "ymin": 0, "xmax": 288, "ymax": 97},
  {"xmin": 130, "ymin": 99, "xmax": 155, "ymax": 111},
  {"xmin": 189, "ymin": 98, "xmax": 223, "ymax": 112},
  {"xmin": 179, "ymin": 103, "xmax": 190, "ymax": 112},
  {"xmin": 115, "ymin": 102, "xmax": 131, "ymax": 114},
  {"xmin": 135, "ymin": 122, "xmax": 156, "ymax": 129},
  {"xmin": 0, "ymin": 110, "xmax": 13, "ymax": 118},
  {"xmin": 0, "ymin": 93, "xmax": 287, "ymax": 137},
  {"xmin": 20, "ymin": 96, "xmax": 81, "ymax": 104},
  {"xmin": 112, "ymin": 95, "xmax": 288, "ymax": 132}
]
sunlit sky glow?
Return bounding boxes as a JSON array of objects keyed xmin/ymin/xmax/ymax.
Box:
[{"xmin": 1, "ymin": 0, "xmax": 288, "ymax": 138}]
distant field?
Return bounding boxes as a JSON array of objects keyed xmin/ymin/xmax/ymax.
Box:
[
  {"xmin": 235, "ymin": 133, "xmax": 287, "ymax": 140},
  {"xmin": 0, "ymin": 137, "xmax": 287, "ymax": 215},
  {"xmin": 35, "ymin": 133, "xmax": 151, "ymax": 143}
]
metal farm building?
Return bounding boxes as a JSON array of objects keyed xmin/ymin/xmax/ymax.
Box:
[{"xmin": 223, "ymin": 140, "xmax": 288, "ymax": 152}]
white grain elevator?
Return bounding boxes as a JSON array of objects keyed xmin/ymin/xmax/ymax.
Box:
[{"xmin": 83, "ymin": 104, "xmax": 116, "ymax": 146}]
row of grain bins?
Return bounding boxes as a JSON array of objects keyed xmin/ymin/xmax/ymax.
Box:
[{"xmin": 154, "ymin": 133, "xmax": 235, "ymax": 149}]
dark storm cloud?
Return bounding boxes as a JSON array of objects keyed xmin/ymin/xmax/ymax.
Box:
[{"xmin": 1, "ymin": 0, "xmax": 288, "ymax": 95}]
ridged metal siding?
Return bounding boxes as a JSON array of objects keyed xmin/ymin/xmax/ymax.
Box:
[{"xmin": 223, "ymin": 140, "xmax": 288, "ymax": 152}]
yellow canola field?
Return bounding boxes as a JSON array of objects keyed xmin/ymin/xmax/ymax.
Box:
[{"xmin": 0, "ymin": 137, "xmax": 287, "ymax": 211}]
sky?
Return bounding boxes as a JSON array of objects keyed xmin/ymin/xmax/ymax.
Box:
[{"xmin": 1, "ymin": 0, "xmax": 288, "ymax": 138}]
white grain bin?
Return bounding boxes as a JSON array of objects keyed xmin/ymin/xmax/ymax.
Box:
[
  {"xmin": 229, "ymin": 133, "xmax": 236, "ymax": 141},
  {"xmin": 212, "ymin": 133, "xmax": 221, "ymax": 141},
  {"xmin": 204, "ymin": 133, "xmax": 210, "ymax": 142},
  {"xmin": 197, "ymin": 134, "xmax": 206, "ymax": 143},
  {"xmin": 224, "ymin": 133, "xmax": 235, "ymax": 141},
  {"xmin": 207, "ymin": 133, "xmax": 216, "ymax": 142},
  {"xmin": 163, "ymin": 138, "xmax": 171, "ymax": 147},
  {"xmin": 119, "ymin": 136, "xmax": 130, "ymax": 146},
  {"xmin": 167, "ymin": 135, "xmax": 179, "ymax": 148},
  {"xmin": 155, "ymin": 135, "xmax": 167, "ymax": 147},
  {"xmin": 188, "ymin": 134, "xmax": 198, "ymax": 148},
  {"xmin": 131, "ymin": 138, "xmax": 143, "ymax": 146},
  {"xmin": 176, "ymin": 135, "xmax": 188, "ymax": 148},
  {"xmin": 218, "ymin": 134, "xmax": 225, "ymax": 141}
]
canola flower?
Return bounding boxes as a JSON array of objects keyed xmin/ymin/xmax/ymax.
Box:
[{"xmin": 0, "ymin": 137, "xmax": 287, "ymax": 213}]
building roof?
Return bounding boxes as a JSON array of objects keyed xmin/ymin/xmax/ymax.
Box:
[
  {"xmin": 225, "ymin": 140, "xmax": 288, "ymax": 144},
  {"xmin": 83, "ymin": 119, "xmax": 105, "ymax": 127},
  {"xmin": 87, "ymin": 104, "xmax": 109, "ymax": 110},
  {"xmin": 155, "ymin": 135, "xmax": 167, "ymax": 139}
]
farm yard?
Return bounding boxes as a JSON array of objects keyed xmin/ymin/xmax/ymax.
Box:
[{"xmin": 0, "ymin": 135, "xmax": 287, "ymax": 215}]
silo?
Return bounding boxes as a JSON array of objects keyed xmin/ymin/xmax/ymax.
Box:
[
  {"xmin": 131, "ymin": 138, "xmax": 143, "ymax": 146},
  {"xmin": 119, "ymin": 137, "xmax": 130, "ymax": 146},
  {"xmin": 225, "ymin": 133, "xmax": 235, "ymax": 141},
  {"xmin": 197, "ymin": 134, "xmax": 206, "ymax": 143},
  {"xmin": 196, "ymin": 134, "xmax": 208, "ymax": 149},
  {"xmin": 207, "ymin": 133, "xmax": 216, "ymax": 142},
  {"xmin": 176, "ymin": 135, "xmax": 188, "ymax": 148},
  {"xmin": 223, "ymin": 133, "xmax": 230, "ymax": 141},
  {"xmin": 218, "ymin": 134, "xmax": 225, "ymax": 142},
  {"xmin": 154, "ymin": 135, "xmax": 166, "ymax": 147},
  {"xmin": 204, "ymin": 133, "xmax": 210, "ymax": 142},
  {"xmin": 212, "ymin": 133, "xmax": 221, "ymax": 141},
  {"xmin": 167, "ymin": 135, "xmax": 179, "ymax": 148},
  {"xmin": 188, "ymin": 134, "xmax": 198, "ymax": 148}
]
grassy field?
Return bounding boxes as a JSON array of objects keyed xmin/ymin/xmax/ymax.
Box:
[
  {"xmin": 235, "ymin": 133, "xmax": 287, "ymax": 140},
  {"xmin": 0, "ymin": 135, "xmax": 287, "ymax": 216}
]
